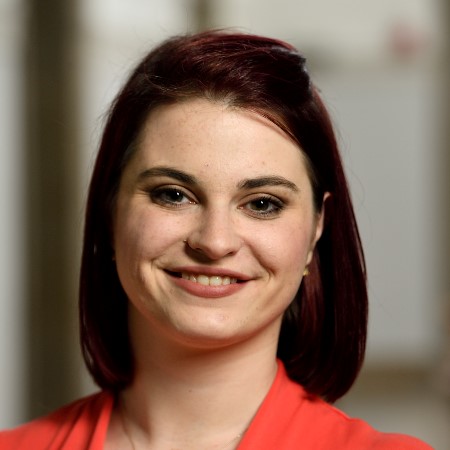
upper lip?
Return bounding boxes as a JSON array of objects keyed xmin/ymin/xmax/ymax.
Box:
[{"xmin": 166, "ymin": 266, "xmax": 252, "ymax": 281}]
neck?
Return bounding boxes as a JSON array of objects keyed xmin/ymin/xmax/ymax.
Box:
[{"xmin": 119, "ymin": 310, "xmax": 280, "ymax": 449}]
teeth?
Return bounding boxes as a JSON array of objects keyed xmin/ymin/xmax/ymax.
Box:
[
  {"xmin": 181, "ymin": 273, "xmax": 238, "ymax": 286},
  {"xmin": 197, "ymin": 275, "xmax": 209, "ymax": 286}
]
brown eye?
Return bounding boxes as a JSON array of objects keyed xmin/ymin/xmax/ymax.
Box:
[
  {"xmin": 249, "ymin": 198, "xmax": 275, "ymax": 212},
  {"xmin": 243, "ymin": 196, "xmax": 284, "ymax": 218},
  {"xmin": 150, "ymin": 187, "xmax": 195, "ymax": 207}
]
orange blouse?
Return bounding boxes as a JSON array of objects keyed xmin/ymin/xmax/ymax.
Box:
[{"xmin": 0, "ymin": 362, "xmax": 432, "ymax": 449}]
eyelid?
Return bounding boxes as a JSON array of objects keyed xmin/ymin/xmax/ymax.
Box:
[{"xmin": 243, "ymin": 192, "xmax": 285, "ymax": 205}]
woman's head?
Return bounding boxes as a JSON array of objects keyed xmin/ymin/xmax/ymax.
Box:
[{"xmin": 80, "ymin": 30, "xmax": 367, "ymax": 402}]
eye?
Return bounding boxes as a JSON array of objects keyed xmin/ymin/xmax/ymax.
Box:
[
  {"xmin": 150, "ymin": 186, "xmax": 195, "ymax": 208},
  {"xmin": 242, "ymin": 195, "xmax": 284, "ymax": 218}
]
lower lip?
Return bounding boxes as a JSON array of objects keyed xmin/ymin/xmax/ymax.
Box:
[{"xmin": 168, "ymin": 274, "xmax": 247, "ymax": 298}]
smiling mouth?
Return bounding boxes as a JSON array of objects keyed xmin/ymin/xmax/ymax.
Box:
[{"xmin": 166, "ymin": 271, "xmax": 244, "ymax": 286}]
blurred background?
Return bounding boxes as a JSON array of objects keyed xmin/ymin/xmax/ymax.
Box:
[{"xmin": 0, "ymin": 0, "xmax": 448, "ymax": 447}]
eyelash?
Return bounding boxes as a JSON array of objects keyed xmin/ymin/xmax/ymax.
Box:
[{"xmin": 148, "ymin": 187, "xmax": 285, "ymax": 218}]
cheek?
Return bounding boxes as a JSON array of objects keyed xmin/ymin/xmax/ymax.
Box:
[
  {"xmin": 114, "ymin": 216, "xmax": 150, "ymax": 260},
  {"xmin": 113, "ymin": 210, "xmax": 176, "ymax": 298},
  {"xmin": 114, "ymin": 208, "xmax": 186, "ymax": 262},
  {"xmin": 253, "ymin": 221, "xmax": 312, "ymax": 279}
]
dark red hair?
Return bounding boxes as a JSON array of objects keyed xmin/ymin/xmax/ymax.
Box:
[{"xmin": 79, "ymin": 30, "xmax": 367, "ymax": 402}]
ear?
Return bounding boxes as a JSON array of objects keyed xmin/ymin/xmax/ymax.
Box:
[{"xmin": 306, "ymin": 192, "xmax": 330, "ymax": 265}]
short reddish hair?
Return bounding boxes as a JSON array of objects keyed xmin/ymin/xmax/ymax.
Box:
[{"xmin": 79, "ymin": 30, "xmax": 367, "ymax": 402}]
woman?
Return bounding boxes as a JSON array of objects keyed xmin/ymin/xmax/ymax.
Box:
[{"xmin": 1, "ymin": 31, "xmax": 431, "ymax": 449}]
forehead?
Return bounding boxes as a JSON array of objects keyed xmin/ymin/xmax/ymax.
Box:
[{"xmin": 126, "ymin": 99, "xmax": 310, "ymax": 186}]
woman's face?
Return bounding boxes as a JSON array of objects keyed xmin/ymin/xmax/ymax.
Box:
[{"xmin": 113, "ymin": 99, "xmax": 324, "ymax": 350}]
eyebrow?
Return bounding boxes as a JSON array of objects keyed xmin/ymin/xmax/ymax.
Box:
[
  {"xmin": 137, "ymin": 166, "xmax": 299, "ymax": 193},
  {"xmin": 137, "ymin": 166, "xmax": 198, "ymax": 185},
  {"xmin": 238, "ymin": 176, "xmax": 299, "ymax": 192}
]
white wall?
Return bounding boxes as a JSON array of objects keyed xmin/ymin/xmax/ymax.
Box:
[{"xmin": 315, "ymin": 64, "xmax": 441, "ymax": 366}]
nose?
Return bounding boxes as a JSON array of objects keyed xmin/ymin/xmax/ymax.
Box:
[{"xmin": 185, "ymin": 207, "xmax": 242, "ymax": 260}]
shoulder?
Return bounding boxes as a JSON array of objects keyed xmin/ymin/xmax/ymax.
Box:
[
  {"xmin": 0, "ymin": 391, "xmax": 114, "ymax": 450},
  {"xmin": 239, "ymin": 361, "xmax": 433, "ymax": 450},
  {"xmin": 303, "ymin": 398, "xmax": 433, "ymax": 449}
]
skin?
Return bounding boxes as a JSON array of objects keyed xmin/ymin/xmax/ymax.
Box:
[{"xmin": 108, "ymin": 99, "xmax": 325, "ymax": 449}]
